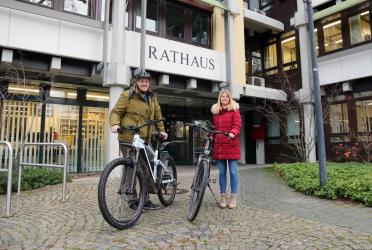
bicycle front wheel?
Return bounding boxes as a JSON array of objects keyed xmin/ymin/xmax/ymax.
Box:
[
  {"xmin": 158, "ymin": 155, "xmax": 177, "ymax": 206},
  {"xmin": 187, "ymin": 160, "xmax": 209, "ymax": 222},
  {"xmin": 98, "ymin": 158, "xmax": 146, "ymax": 229}
]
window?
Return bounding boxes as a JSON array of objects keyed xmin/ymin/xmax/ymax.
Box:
[
  {"xmin": 50, "ymin": 88, "xmax": 77, "ymax": 99},
  {"xmin": 329, "ymin": 103, "xmax": 349, "ymax": 134},
  {"xmin": 192, "ymin": 10, "xmax": 210, "ymax": 46},
  {"xmin": 166, "ymin": 4, "xmax": 186, "ymax": 40},
  {"xmin": 349, "ymin": 11, "xmax": 371, "ymax": 45},
  {"xmin": 261, "ymin": 0, "xmax": 273, "ymax": 12},
  {"xmin": 267, "ymin": 114, "xmax": 280, "ymax": 144},
  {"xmin": 64, "ymin": 0, "xmax": 92, "ymax": 16},
  {"xmin": 286, "ymin": 110, "xmax": 300, "ymax": 143},
  {"xmin": 264, "ymin": 39, "xmax": 277, "ymax": 75},
  {"xmin": 281, "ymin": 30, "xmax": 297, "ymax": 71},
  {"xmin": 322, "ymin": 14, "xmax": 343, "ymax": 52},
  {"xmin": 136, "ymin": 0, "xmax": 159, "ymax": 33},
  {"xmin": 356, "ymin": 100, "xmax": 372, "ymax": 132},
  {"xmin": 248, "ymin": 0, "xmax": 259, "ymax": 11},
  {"xmin": 86, "ymin": 91, "xmax": 109, "ymax": 102}
]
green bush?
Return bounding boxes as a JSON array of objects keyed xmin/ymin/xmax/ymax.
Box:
[
  {"xmin": 274, "ymin": 162, "xmax": 372, "ymax": 206},
  {"xmin": 0, "ymin": 167, "xmax": 72, "ymax": 194}
]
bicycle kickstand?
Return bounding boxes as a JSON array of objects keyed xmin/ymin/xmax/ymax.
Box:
[{"xmin": 207, "ymin": 183, "xmax": 220, "ymax": 206}]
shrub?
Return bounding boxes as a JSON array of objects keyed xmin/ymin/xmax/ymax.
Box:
[
  {"xmin": 274, "ymin": 162, "xmax": 372, "ymax": 206},
  {"xmin": 0, "ymin": 167, "xmax": 72, "ymax": 194}
]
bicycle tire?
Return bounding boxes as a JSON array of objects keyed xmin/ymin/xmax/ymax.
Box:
[
  {"xmin": 187, "ymin": 160, "xmax": 209, "ymax": 222},
  {"xmin": 157, "ymin": 155, "xmax": 177, "ymax": 206},
  {"xmin": 98, "ymin": 158, "xmax": 146, "ymax": 229}
]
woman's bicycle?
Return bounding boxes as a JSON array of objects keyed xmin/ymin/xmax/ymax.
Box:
[
  {"xmin": 186, "ymin": 121, "xmax": 229, "ymax": 222},
  {"xmin": 98, "ymin": 119, "xmax": 177, "ymax": 229}
]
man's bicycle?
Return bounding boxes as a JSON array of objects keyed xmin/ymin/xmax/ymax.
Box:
[
  {"xmin": 98, "ymin": 119, "xmax": 177, "ymax": 229},
  {"xmin": 186, "ymin": 121, "xmax": 229, "ymax": 222}
]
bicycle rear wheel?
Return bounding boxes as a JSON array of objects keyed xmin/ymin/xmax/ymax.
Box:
[
  {"xmin": 158, "ymin": 155, "xmax": 177, "ymax": 206},
  {"xmin": 187, "ymin": 160, "xmax": 209, "ymax": 222},
  {"xmin": 98, "ymin": 158, "xmax": 146, "ymax": 229}
]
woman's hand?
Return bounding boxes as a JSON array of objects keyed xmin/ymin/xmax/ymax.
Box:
[
  {"xmin": 228, "ymin": 132, "xmax": 235, "ymax": 139},
  {"xmin": 111, "ymin": 125, "xmax": 120, "ymax": 133}
]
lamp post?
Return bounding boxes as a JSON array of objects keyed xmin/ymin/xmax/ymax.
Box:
[
  {"xmin": 306, "ymin": 0, "xmax": 327, "ymax": 186},
  {"xmin": 140, "ymin": 0, "xmax": 147, "ymax": 73}
]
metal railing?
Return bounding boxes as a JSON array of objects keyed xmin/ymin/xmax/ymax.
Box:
[
  {"xmin": 0, "ymin": 141, "xmax": 13, "ymax": 217},
  {"xmin": 18, "ymin": 143, "xmax": 68, "ymax": 202}
]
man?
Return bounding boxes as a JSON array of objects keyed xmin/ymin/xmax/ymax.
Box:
[{"xmin": 110, "ymin": 70, "xmax": 168, "ymax": 210}]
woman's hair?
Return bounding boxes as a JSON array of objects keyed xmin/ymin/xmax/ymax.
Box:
[{"xmin": 211, "ymin": 89, "xmax": 239, "ymax": 115}]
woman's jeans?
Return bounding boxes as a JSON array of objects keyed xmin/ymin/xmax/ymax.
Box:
[{"xmin": 216, "ymin": 159, "xmax": 238, "ymax": 194}]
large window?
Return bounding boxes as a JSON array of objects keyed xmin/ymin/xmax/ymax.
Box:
[
  {"xmin": 136, "ymin": 0, "xmax": 159, "ymax": 33},
  {"xmin": 356, "ymin": 100, "xmax": 372, "ymax": 132},
  {"xmin": 322, "ymin": 14, "xmax": 343, "ymax": 53},
  {"xmin": 281, "ymin": 30, "xmax": 297, "ymax": 71},
  {"xmin": 264, "ymin": 39, "xmax": 277, "ymax": 75},
  {"xmin": 349, "ymin": 10, "xmax": 371, "ymax": 45}
]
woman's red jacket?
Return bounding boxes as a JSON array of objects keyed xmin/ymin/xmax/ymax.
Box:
[{"xmin": 212, "ymin": 108, "xmax": 242, "ymax": 160}]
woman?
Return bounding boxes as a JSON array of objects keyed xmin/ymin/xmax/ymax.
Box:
[{"xmin": 211, "ymin": 89, "xmax": 241, "ymax": 209}]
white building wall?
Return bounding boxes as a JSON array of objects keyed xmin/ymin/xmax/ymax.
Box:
[
  {"xmin": 0, "ymin": 6, "xmax": 103, "ymax": 61},
  {"xmin": 318, "ymin": 44, "xmax": 372, "ymax": 85}
]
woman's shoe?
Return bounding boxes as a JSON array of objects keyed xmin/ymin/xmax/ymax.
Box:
[
  {"xmin": 219, "ymin": 193, "xmax": 228, "ymax": 208},
  {"xmin": 228, "ymin": 194, "xmax": 237, "ymax": 209}
]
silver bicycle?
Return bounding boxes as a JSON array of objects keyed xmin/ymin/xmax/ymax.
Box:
[{"xmin": 98, "ymin": 119, "xmax": 177, "ymax": 229}]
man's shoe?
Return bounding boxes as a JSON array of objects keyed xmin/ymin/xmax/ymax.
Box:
[{"xmin": 144, "ymin": 199, "xmax": 160, "ymax": 210}]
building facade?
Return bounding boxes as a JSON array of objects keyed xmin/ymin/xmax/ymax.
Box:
[{"xmin": 0, "ymin": 0, "xmax": 371, "ymax": 172}]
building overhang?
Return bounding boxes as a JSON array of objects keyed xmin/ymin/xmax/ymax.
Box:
[
  {"xmin": 243, "ymin": 8, "xmax": 284, "ymax": 33},
  {"xmin": 241, "ymin": 85, "xmax": 287, "ymax": 101},
  {"xmin": 314, "ymin": 0, "xmax": 367, "ymax": 21}
]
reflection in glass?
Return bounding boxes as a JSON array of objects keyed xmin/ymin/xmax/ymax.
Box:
[
  {"xmin": 24, "ymin": 0, "xmax": 52, "ymax": 7},
  {"xmin": 192, "ymin": 11, "xmax": 210, "ymax": 46},
  {"xmin": 264, "ymin": 42, "xmax": 277, "ymax": 74},
  {"xmin": 356, "ymin": 100, "xmax": 372, "ymax": 132},
  {"xmin": 281, "ymin": 31, "xmax": 297, "ymax": 71},
  {"xmin": 329, "ymin": 103, "xmax": 349, "ymax": 134},
  {"xmin": 136, "ymin": 0, "xmax": 158, "ymax": 32},
  {"xmin": 349, "ymin": 11, "xmax": 371, "ymax": 45},
  {"xmin": 314, "ymin": 28, "xmax": 319, "ymax": 56},
  {"xmin": 166, "ymin": 5, "xmax": 185, "ymax": 39},
  {"xmin": 323, "ymin": 20, "xmax": 343, "ymax": 52},
  {"xmin": 64, "ymin": 0, "xmax": 91, "ymax": 16},
  {"xmin": 251, "ymin": 51, "xmax": 262, "ymax": 74}
]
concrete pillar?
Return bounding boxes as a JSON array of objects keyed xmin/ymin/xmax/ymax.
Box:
[
  {"xmin": 103, "ymin": 0, "xmax": 131, "ymax": 162},
  {"xmin": 294, "ymin": 0, "xmax": 316, "ymax": 162}
]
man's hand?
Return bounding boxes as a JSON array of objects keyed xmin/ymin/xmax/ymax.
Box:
[
  {"xmin": 160, "ymin": 131, "xmax": 168, "ymax": 140},
  {"xmin": 111, "ymin": 125, "xmax": 120, "ymax": 133},
  {"xmin": 228, "ymin": 132, "xmax": 235, "ymax": 139}
]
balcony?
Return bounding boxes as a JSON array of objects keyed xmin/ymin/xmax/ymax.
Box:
[{"xmin": 243, "ymin": 6, "xmax": 284, "ymax": 33}]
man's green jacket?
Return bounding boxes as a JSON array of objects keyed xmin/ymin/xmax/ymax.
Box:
[{"xmin": 110, "ymin": 88, "xmax": 165, "ymax": 144}]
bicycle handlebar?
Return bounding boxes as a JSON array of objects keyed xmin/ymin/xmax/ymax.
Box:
[
  {"xmin": 186, "ymin": 122, "xmax": 229, "ymax": 137},
  {"xmin": 117, "ymin": 118, "xmax": 165, "ymax": 133}
]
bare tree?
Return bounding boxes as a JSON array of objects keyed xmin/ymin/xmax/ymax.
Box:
[{"xmin": 255, "ymin": 72, "xmax": 339, "ymax": 162}]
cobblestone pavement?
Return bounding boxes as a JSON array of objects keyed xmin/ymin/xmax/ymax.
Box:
[{"xmin": 0, "ymin": 165, "xmax": 371, "ymax": 249}]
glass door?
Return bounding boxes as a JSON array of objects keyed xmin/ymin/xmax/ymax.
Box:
[{"xmin": 168, "ymin": 120, "xmax": 192, "ymax": 165}]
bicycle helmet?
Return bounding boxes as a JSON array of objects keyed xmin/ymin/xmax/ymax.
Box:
[{"xmin": 134, "ymin": 70, "xmax": 151, "ymax": 80}]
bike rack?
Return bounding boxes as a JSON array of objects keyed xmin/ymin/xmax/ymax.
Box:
[
  {"xmin": 0, "ymin": 141, "xmax": 13, "ymax": 217},
  {"xmin": 18, "ymin": 142, "xmax": 68, "ymax": 202}
]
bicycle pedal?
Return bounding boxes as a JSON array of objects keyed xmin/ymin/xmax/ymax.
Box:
[{"xmin": 209, "ymin": 178, "xmax": 217, "ymax": 184}]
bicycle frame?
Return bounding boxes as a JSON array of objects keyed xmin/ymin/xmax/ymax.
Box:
[{"xmin": 125, "ymin": 132, "xmax": 174, "ymax": 187}]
